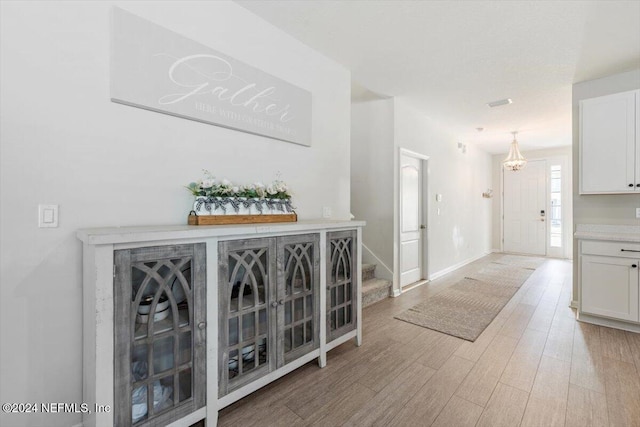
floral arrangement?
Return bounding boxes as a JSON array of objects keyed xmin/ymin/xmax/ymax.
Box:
[{"xmin": 187, "ymin": 170, "xmax": 294, "ymax": 215}]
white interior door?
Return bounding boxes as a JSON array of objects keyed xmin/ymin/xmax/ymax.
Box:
[
  {"xmin": 503, "ymin": 160, "xmax": 547, "ymax": 255},
  {"xmin": 400, "ymin": 154, "xmax": 423, "ymax": 287}
]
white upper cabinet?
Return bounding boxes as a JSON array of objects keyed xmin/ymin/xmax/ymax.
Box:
[{"xmin": 579, "ymin": 90, "xmax": 639, "ymax": 194}]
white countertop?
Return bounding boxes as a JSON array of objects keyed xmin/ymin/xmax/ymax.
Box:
[
  {"xmin": 575, "ymin": 223, "xmax": 640, "ymax": 243},
  {"xmin": 78, "ymin": 219, "xmax": 366, "ymax": 245}
]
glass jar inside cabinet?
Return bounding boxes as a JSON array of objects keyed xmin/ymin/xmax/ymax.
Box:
[{"xmin": 114, "ymin": 244, "xmax": 206, "ymax": 426}]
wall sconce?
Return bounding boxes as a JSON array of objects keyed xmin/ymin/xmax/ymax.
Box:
[
  {"xmin": 482, "ymin": 189, "xmax": 493, "ymax": 199},
  {"xmin": 457, "ymin": 142, "xmax": 467, "ymax": 154}
]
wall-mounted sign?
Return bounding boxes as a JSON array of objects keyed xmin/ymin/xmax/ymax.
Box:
[{"xmin": 111, "ymin": 8, "xmax": 312, "ymax": 146}]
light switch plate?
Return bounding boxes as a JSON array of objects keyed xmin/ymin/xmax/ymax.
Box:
[
  {"xmin": 322, "ymin": 207, "xmax": 332, "ymax": 218},
  {"xmin": 39, "ymin": 204, "xmax": 59, "ymax": 228},
  {"xmin": 636, "ymin": 208, "xmax": 640, "ymax": 219}
]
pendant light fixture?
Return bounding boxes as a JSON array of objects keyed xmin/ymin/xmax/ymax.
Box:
[{"xmin": 503, "ymin": 131, "xmax": 527, "ymax": 171}]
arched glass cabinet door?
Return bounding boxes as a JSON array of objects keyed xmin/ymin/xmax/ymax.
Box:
[
  {"xmin": 114, "ymin": 244, "xmax": 206, "ymax": 427},
  {"xmin": 218, "ymin": 238, "xmax": 277, "ymax": 396},
  {"xmin": 327, "ymin": 230, "xmax": 358, "ymax": 342},
  {"xmin": 277, "ymin": 233, "xmax": 320, "ymax": 365}
]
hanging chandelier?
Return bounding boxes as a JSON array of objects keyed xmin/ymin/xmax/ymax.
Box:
[{"xmin": 503, "ymin": 131, "xmax": 527, "ymax": 171}]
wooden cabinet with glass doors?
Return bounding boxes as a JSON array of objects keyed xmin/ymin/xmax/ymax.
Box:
[
  {"xmin": 327, "ymin": 230, "xmax": 358, "ymax": 341},
  {"xmin": 218, "ymin": 234, "xmax": 320, "ymax": 396},
  {"xmin": 113, "ymin": 244, "xmax": 206, "ymax": 426}
]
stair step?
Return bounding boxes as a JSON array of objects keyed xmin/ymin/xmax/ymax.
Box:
[
  {"xmin": 362, "ymin": 263, "xmax": 376, "ymax": 281},
  {"xmin": 362, "ymin": 278, "xmax": 392, "ymax": 308}
]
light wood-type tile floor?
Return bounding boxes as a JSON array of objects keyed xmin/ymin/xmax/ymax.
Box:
[{"xmin": 218, "ymin": 254, "xmax": 640, "ymax": 427}]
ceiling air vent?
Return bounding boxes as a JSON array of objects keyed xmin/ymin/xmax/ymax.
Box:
[{"xmin": 487, "ymin": 98, "xmax": 512, "ymax": 108}]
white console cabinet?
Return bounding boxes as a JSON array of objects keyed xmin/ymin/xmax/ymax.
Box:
[
  {"xmin": 78, "ymin": 220, "xmax": 364, "ymax": 427},
  {"xmin": 576, "ymin": 224, "xmax": 640, "ymax": 332},
  {"xmin": 579, "ymin": 89, "xmax": 639, "ymax": 194}
]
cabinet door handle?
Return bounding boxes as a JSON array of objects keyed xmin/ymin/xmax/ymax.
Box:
[
  {"xmin": 278, "ymin": 300, "xmax": 284, "ymax": 305},
  {"xmin": 271, "ymin": 301, "xmax": 278, "ymax": 308},
  {"xmin": 621, "ymin": 249, "xmax": 640, "ymax": 253},
  {"xmin": 637, "ymin": 184, "xmax": 640, "ymax": 187},
  {"xmin": 198, "ymin": 322, "xmax": 207, "ymax": 330},
  {"xmin": 632, "ymin": 264, "xmax": 638, "ymax": 268},
  {"xmin": 629, "ymin": 184, "xmax": 634, "ymax": 187}
]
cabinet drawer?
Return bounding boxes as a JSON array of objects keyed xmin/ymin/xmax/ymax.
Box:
[{"xmin": 581, "ymin": 240, "xmax": 640, "ymax": 258}]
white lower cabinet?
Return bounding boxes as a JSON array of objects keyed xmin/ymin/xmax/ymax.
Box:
[
  {"xmin": 581, "ymin": 254, "xmax": 639, "ymax": 322},
  {"xmin": 578, "ymin": 236, "xmax": 640, "ymax": 330}
]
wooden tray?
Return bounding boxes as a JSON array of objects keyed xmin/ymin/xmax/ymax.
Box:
[{"xmin": 188, "ymin": 213, "xmax": 297, "ymax": 225}]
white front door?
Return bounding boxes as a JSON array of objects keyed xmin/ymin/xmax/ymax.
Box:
[
  {"xmin": 503, "ymin": 160, "xmax": 547, "ymax": 255},
  {"xmin": 400, "ymin": 154, "xmax": 423, "ymax": 287}
]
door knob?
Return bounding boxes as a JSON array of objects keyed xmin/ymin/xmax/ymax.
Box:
[
  {"xmin": 278, "ymin": 300, "xmax": 284, "ymax": 305},
  {"xmin": 198, "ymin": 322, "xmax": 206, "ymax": 330},
  {"xmin": 420, "ymin": 225, "xmax": 426, "ymax": 229},
  {"xmin": 271, "ymin": 301, "xmax": 278, "ymax": 308},
  {"xmin": 629, "ymin": 184, "xmax": 634, "ymax": 187},
  {"xmin": 632, "ymin": 264, "xmax": 637, "ymax": 268}
]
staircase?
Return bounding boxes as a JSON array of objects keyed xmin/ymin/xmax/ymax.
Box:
[{"xmin": 362, "ymin": 264, "xmax": 393, "ymax": 308}]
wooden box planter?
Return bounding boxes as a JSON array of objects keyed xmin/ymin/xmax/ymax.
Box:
[
  {"xmin": 189, "ymin": 197, "xmax": 297, "ymax": 225},
  {"xmin": 188, "ymin": 212, "xmax": 297, "ymax": 225}
]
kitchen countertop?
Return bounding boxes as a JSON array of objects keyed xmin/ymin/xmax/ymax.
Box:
[{"xmin": 575, "ymin": 223, "xmax": 640, "ymax": 243}]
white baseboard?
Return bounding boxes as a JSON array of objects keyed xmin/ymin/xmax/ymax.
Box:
[
  {"xmin": 491, "ymin": 248, "xmax": 502, "ymax": 253},
  {"xmin": 391, "ymin": 288, "xmax": 402, "ymax": 297},
  {"xmin": 570, "ymin": 300, "xmax": 579, "ymax": 309},
  {"xmin": 429, "ymin": 252, "xmax": 491, "ymax": 281},
  {"xmin": 577, "ymin": 312, "xmax": 640, "ymax": 333}
]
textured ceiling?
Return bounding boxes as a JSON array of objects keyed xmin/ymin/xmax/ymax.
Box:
[{"xmin": 237, "ymin": 0, "xmax": 640, "ymax": 153}]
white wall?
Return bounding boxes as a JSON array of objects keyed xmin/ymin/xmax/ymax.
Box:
[
  {"xmin": 351, "ymin": 99, "xmax": 395, "ymax": 276},
  {"xmin": 393, "ymin": 100, "xmax": 493, "ymax": 279},
  {"xmin": 491, "ymin": 146, "xmax": 573, "ymax": 256},
  {"xmin": 0, "ymin": 2, "xmax": 351, "ymax": 426},
  {"xmin": 572, "ymin": 68, "xmax": 640, "ymax": 304},
  {"xmin": 351, "ymin": 98, "xmax": 493, "ymax": 289}
]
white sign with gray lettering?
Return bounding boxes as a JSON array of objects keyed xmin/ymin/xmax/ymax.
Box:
[{"xmin": 111, "ymin": 8, "xmax": 312, "ymax": 146}]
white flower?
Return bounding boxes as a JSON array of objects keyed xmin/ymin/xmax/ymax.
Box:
[
  {"xmin": 201, "ymin": 179, "xmax": 214, "ymax": 189},
  {"xmin": 266, "ymin": 185, "xmax": 277, "ymax": 195},
  {"xmin": 254, "ymin": 182, "xmax": 265, "ymax": 188},
  {"xmin": 232, "ymin": 186, "xmax": 239, "ymax": 194},
  {"xmin": 222, "ymin": 178, "xmax": 232, "ymax": 186}
]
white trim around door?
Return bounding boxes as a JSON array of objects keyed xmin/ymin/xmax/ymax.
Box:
[{"xmin": 394, "ymin": 148, "xmax": 430, "ymax": 295}]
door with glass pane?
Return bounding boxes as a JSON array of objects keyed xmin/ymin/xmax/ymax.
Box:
[
  {"xmin": 327, "ymin": 230, "xmax": 358, "ymax": 342},
  {"xmin": 218, "ymin": 238, "xmax": 276, "ymax": 397},
  {"xmin": 277, "ymin": 234, "xmax": 320, "ymax": 365},
  {"xmin": 114, "ymin": 244, "xmax": 206, "ymax": 427}
]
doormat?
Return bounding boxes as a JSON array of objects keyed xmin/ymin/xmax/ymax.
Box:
[{"xmin": 394, "ymin": 255, "xmax": 544, "ymax": 341}]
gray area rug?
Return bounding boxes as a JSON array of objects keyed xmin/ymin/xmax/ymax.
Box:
[{"xmin": 394, "ymin": 255, "xmax": 544, "ymax": 341}]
